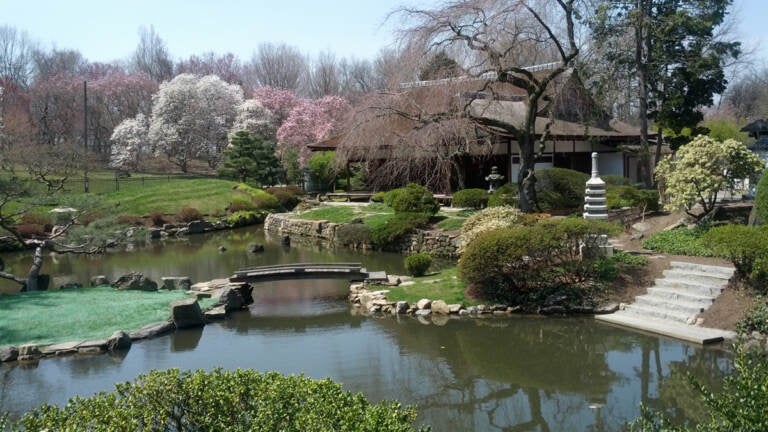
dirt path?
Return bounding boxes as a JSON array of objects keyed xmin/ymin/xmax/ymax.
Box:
[{"xmin": 607, "ymin": 212, "xmax": 755, "ymax": 331}]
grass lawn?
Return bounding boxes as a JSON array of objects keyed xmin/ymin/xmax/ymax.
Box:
[
  {"xmin": 0, "ymin": 287, "xmax": 215, "ymax": 346},
  {"xmin": 101, "ymin": 178, "xmax": 242, "ymax": 216},
  {"xmin": 385, "ymin": 267, "xmax": 478, "ymax": 306}
]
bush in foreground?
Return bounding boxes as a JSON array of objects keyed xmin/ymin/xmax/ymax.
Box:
[
  {"xmin": 702, "ymin": 224, "xmax": 768, "ymax": 287},
  {"xmin": 390, "ymin": 184, "xmax": 439, "ymax": 215},
  {"xmin": 488, "ymin": 183, "xmax": 518, "ymax": 207},
  {"xmin": 5, "ymin": 369, "xmax": 429, "ymax": 432},
  {"xmin": 755, "ymin": 168, "xmax": 768, "ymax": 223},
  {"xmin": 404, "ymin": 252, "xmax": 432, "ymax": 277}
]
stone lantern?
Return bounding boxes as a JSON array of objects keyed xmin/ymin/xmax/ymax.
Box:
[
  {"xmin": 485, "ymin": 166, "xmax": 504, "ymax": 193},
  {"xmin": 583, "ymin": 152, "xmax": 608, "ymax": 220}
]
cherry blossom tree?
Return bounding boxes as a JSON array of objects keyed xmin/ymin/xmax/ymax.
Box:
[
  {"xmin": 276, "ymin": 95, "xmax": 350, "ymax": 164},
  {"xmin": 148, "ymin": 74, "xmax": 244, "ymax": 172},
  {"xmin": 252, "ymin": 86, "xmax": 299, "ymax": 125}
]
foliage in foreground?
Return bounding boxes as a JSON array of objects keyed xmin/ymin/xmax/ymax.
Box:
[
  {"xmin": 755, "ymin": 168, "xmax": 768, "ymax": 223},
  {"xmin": 3, "ymin": 369, "xmax": 429, "ymax": 432},
  {"xmin": 702, "ymin": 224, "xmax": 768, "ymax": 286},
  {"xmin": 628, "ymin": 343, "xmax": 768, "ymax": 432},
  {"xmin": 451, "ymin": 188, "xmax": 488, "ymax": 209},
  {"xmin": 458, "ymin": 218, "xmax": 619, "ymax": 305},
  {"xmin": 736, "ymin": 297, "xmax": 768, "ymax": 335}
]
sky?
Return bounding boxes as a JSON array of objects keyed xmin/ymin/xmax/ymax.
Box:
[{"xmin": 1, "ymin": 0, "xmax": 767, "ymax": 66}]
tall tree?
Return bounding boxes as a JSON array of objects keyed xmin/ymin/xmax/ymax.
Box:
[
  {"xmin": 218, "ymin": 131, "xmax": 281, "ymax": 185},
  {"xmin": 175, "ymin": 52, "xmax": 244, "ymax": 85},
  {"xmin": 148, "ymin": 74, "xmax": 243, "ymax": 172},
  {"xmin": 0, "ymin": 25, "xmax": 35, "ymax": 87},
  {"xmin": 418, "ymin": 51, "xmax": 462, "ymax": 81},
  {"xmin": 342, "ymin": 0, "xmax": 580, "ymax": 211},
  {"xmin": 246, "ymin": 43, "xmax": 306, "ymax": 91},
  {"xmin": 131, "ymin": 26, "xmax": 174, "ymax": 83},
  {"xmin": 307, "ymin": 51, "xmax": 341, "ymax": 97},
  {"xmin": 591, "ymin": 0, "xmax": 740, "ymax": 186}
]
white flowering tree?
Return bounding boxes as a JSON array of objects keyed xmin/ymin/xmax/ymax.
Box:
[
  {"xmin": 230, "ymin": 99, "xmax": 276, "ymax": 140},
  {"xmin": 655, "ymin": 135, "xmax": 764, "ymax": 220},
  {"xmin": 148, "ymin": 74, "xmax": 243, "ymax": 172},
  {"xmin": 109, "ymin": 113, "xmax": 150, "ymax": 171}
]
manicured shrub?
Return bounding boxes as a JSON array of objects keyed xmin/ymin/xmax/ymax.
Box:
[
  {"xmin": 371, "ymin": 191, "xmax": 387, "ymax": 202},
  {"xmin": 234, "ymin": 183, "xmax": 280, "ymax": 210},
  {"xmin": 266, "ymin": 185, "xmax": 303, "ymax": 211},
  {"xmin": 601, "ymin": 174, "xmax": 633, "ymax": 186},
  {"xmin": 14, "ymin": 224, "xmax": 46, "ymax": 238},
  {"xmin": 20, "ymin": 212, "xmax": 52, "ymax": 227},
  {"xmin": 369, "ymin": 213, "xmax": 430, "ymax": 247},
  {"xmin": 390, "ymin": 184, "xmax": 439, "ymax": 215},
  {"xmin": 6, "ymin": 368, "xmax": 427, "ymax": 432},
  {"xmin": 606, "ymin": 185, "xmax": 659, "ymax": 211},
  {"xmin": 459, "ymin": 205, "xmax": 522, "ymax": 252},
  {"xmin": 458, "ymin": 218, "xmax": 618, "ymax": 304},
  {"xmin": 702, "ymin": 224, "xmax": 768, "ymax": 281},
  {"xmin": 451, "ymin": 188, "xmax": 488, "ymax": 209},
  {"xmin": 404, "ymin": 252, "xmax": 432, "ymax": 277},
  {"xmin": 176, "ymin": 207, "xmax": 203, "ymax": 222},
  {"xmin": 755, "ymin": 168, "xmax": 768, "ymax": 224},
  {"xmin": 535, "ymin": 168, "xmax": 589, "ymax": 211},
  {"xmin": 227, "ymin": 197, "xmax": 257, "ymax": 213},
  {"xmin": 488, "ymin": 183, "xmax": 518, "ymax": 207},
  {"xmin": 226, "ymin": 210, "xmax": 264, "ymax": 227}
]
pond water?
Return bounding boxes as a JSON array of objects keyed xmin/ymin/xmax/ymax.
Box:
[{"xmin": 0, "ymin": 227, "xmax": 731, "ymax": 431}]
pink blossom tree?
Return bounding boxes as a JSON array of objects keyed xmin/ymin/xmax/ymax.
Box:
[{"xmin": 276, "ymin": 95, "xmax": 350, "ymax": 164}]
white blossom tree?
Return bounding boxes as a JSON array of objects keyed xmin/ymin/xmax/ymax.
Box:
[
  {"xmin": 230, "ymin": 99, "xmax": 276, "ymax": 141},
  {"xmin": 109, "ymin": 113, "xmax": 150, "ymax": 171},
  {"xmin": 148, "ymin": 74, "xmax": 244, "ymax": 172}
]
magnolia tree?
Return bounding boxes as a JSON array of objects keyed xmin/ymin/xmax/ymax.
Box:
[
  {"xmin": 655, "ymin": 135, "xmax": 764, "ymax": 220},
  {"xmin": 230, "ymin": 99, "xmax": 276, "ymax": 140},
  {"xmin": 147, "ymin": 74, "xmax": 244, "ymax": 172},
  {"xmin": 109, "ymin": 113, "xmax": 150, "ymax": 171}
]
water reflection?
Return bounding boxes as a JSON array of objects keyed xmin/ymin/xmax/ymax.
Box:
[{"xmin": 0, "ymin": 227, "xmax": 732, "ymax": 431}]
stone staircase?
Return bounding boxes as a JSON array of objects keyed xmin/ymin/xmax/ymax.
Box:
[{"xmin": 596, "ymin": 261, "xmax": 737, "ymax": 344}]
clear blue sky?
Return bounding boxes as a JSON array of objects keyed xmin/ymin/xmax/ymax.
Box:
[{"xmin": 1, "ymin": 0, "xmax": 766, "ymax": 65}]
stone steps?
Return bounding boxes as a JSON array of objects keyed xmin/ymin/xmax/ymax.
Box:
[{"xmin": 595, "ymin": 261, "xmax": 735, "ymax": 344}]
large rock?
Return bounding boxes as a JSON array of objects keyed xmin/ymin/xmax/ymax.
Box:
[
  {"xmin": 187, "ymin": 220, "xmax": 214, "ymax": 234},
  {"xmin": 113, "ymin": 272, "xmax": 158, "ymax": 291},
  {"xmin": 161, "ymin": 276, "xmax": 191, "ymax": 291},
  {"xmin": 90, "ymin": 275, "xmax": 110, "ymax": 286},
  {"xmin": 130, "ymin": 321, "xmax": 175, "ymax": 340},
  {"xmin": 17, "ymin": 344, "xmax": 42, "ymax": 361},
  {"xmin": 218, "ymin": 287, "xmax": 245, "ymax": 312},
  {"xmin": 170, "ymin": 298, "xmax": 205, "ymax": 329},
  {"xmin": 247, "ymin": 243, "xmax": 265, "ymax": 253},
  {"xmin": 204, "ymin": 305, "xmax": 227, "ymax": 320},
  {"xmin": 107, "ymin": 331, "xmax": 132, "ymax": 351},
  {"xmin": 416, "ymin": 299, "xmax": 432, "ymax": 310},
  {"xmin": 431, "ymin": 300, "xmax": 451, "ymax": 315},
  {"xmin": 0, "ymin": 346, "xmax": 18, "ymax": 362},
  {"xmin": 395, "ymin": 301, "xmax": 410, "ymax": 315}
]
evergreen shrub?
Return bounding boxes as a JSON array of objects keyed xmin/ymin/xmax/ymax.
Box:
[
  {"xmin": 390, "ymin": 184, "xmax": 439, "ymax": 215},
  {"xmin": 488, "ymin": 183, "xmax": 518, "ymax": 207},
  {"xmin": 702, "ymin": 224, "xmax": 768, "ymax": 283},
  {"xmin": 266, "ymin": 186, "xmax": 303, "ymax": 211},
  {"xmin": 535, "ymin": 168, "xmax": 589, "ymax": 211},
  {"xmin": 451, "ymin": 188, "xmax": 488, "ymax": 209},
  {"xmin": 369, "ymin": 213, "xmax": 430, "ymax": 246},
  {"xmin": 606, "ymin": 185, "xmax": 660, "ymax": 211},
  {"xmin": 404, "ymin": 252, "xmax": 432, "ymax": 277},
  {"xmin": 5, "ymin": 369, "xmax": 427, "ymax": 432},
  {"xmin": 459, "ymin": 206, "xmax": 522, "ymax": 252},
  {"xmin": 336, "ymin": 222, "xmax": 372, "ymax": 247}
]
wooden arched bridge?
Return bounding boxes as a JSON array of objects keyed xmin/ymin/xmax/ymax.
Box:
[{"xmin": 229, "ymin": 262, "xmax": 387, "ymax": 284}]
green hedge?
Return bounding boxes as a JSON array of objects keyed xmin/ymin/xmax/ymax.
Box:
[
  {"xmin": 488, "ymin": 183, "xmax": 518, "ymax": 207},
  {"xmin": 390, "ymin": 184, "xmax": 439, "ymax": 215},
  {"xmin": 5, "ymin": 369, "xmax": 428, "ymax": 432},
  {"xmin": 702, "ymin": 224, "xmax": 768, "ymax": 286},
  {"xmin": 451, "ymin": 188, "xmax": 488, "ymax": 209},
  {"xmin": 404, "ymin": 252, "xmax": 432, "ymax": 277},
  {"xmin": 755, "ymin": 168, "xmax": 768, "ymax": 224},
  {"xmin": 535, "ymin": 168, "xmax": 589, "ymax": 211}
]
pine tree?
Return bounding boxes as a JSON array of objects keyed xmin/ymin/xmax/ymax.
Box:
[{"xmin": 218, "ymin": 131, "xmax": 281, "ymax": 186}]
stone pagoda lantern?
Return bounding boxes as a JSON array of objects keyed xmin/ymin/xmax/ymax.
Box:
[
  {"xmin": 583, "ymin": 152, "xmax": 608, "ymax": 220},
  {"xmin": 485, "ymin": 166, "xmax": 504, "ymax": 193}
]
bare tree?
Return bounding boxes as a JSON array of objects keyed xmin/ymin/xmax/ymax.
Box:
[
  {"xmin": 307, "ymin": 51, "xmax": 341, "ymax": 97},
  {"xmin": 175, "ymin": 52, "xmax": 244, "ymax": 85},
  {"xmin": 341, "ymin": 0, "xmax": 580, "ymax": 211},
  {"xmin": 131, "ymin": 25, "xmax": 174, "ymax": 83},
  {"xmin": 31, "ymin": 48, "xmax": 86, "ymax": 81},
  {"xmin": 0, "ymin": 25, "xmax": 35, "ymax": 87},
  {"xmin": 245, "ymin": 43, "xmax": 306, "ymax": 91}
]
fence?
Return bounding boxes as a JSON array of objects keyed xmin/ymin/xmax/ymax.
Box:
[{"xmin": 53, "ymin": 174, "xmax": 215, "ymax": 194}]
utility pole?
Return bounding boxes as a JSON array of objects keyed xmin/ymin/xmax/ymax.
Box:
[{"xmin": 83, "ymin": 80, "xmax": 89, "ymax": 193}]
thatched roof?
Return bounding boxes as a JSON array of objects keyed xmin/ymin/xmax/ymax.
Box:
[{"xmin": 741, "ymin": 119, "xmax": 768, "ymax": 135}]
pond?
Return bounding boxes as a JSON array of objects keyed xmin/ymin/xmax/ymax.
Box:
[{"xmin": 0, "ymin": 227, "xmax": 731, "ymax": 431}]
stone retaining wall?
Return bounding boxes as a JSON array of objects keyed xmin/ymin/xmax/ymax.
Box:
[{"xmin": 264, "ymin": 213, "xmax": 461, "ymax": 257}]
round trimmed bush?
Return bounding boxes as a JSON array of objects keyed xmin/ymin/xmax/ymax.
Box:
[
  {"xmin": 391, "ymin": 184, "xmax": 439, "ymax": 215},
  {"xmin": 404, "ymin": 252, "xmax": 432, "ymax": 277},
  {"xmin": 702, "ymin": 224, "xmax": 768, "ymax": 280},
  {"xmin": 452, "ymin": 188, "xmax": 488, "ymax": 209},
  {"xmin": 459, "ymin": 206, "xmax": 522, "ymax": 252},
  {"xmin": 535, "ymin": 168, "xmax": 589, "ymax": 211}
]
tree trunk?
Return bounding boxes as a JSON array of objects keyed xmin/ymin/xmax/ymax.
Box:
[
  {"xmin": 635, "ymin": 0, "xmax": 653, "ymax": 188},
  {"xmin": 25, "ymin": 244, "xmax": 45, "ymax": 291},
  {"xmin": 517, "ymin": 134, "xmax": 537, "ymax": 213}
]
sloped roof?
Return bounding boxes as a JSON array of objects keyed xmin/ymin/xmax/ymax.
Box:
[{"xmin": 741, "ymin": 119, "xmax": 768, "ymax": 135}]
